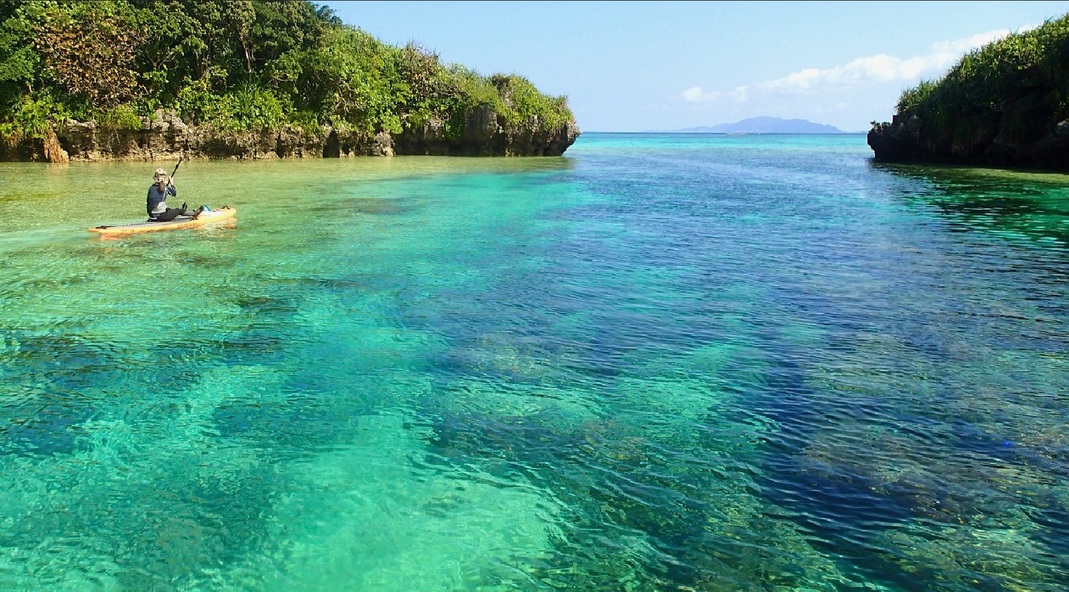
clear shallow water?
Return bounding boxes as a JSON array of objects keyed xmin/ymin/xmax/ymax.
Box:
[{"xmin": 1, "ymin": 133, "xmax": 1068, "ymax": 591}]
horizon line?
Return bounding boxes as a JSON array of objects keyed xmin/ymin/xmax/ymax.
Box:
[{"xmin": 580, "ymin": 130, "xmax": 870, "ymax": 135}]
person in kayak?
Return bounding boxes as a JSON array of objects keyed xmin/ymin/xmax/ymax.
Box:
[{"xmin": 147, "ymin": 167, "xmax": 187, "ymax": 222}]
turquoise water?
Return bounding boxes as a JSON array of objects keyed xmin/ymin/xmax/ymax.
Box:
[{"xmin": 1, "ymin": 133, "xmax": 1068, "ymax": 591}]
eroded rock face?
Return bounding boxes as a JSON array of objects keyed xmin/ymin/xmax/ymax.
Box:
[
  {"xmin": 868, "ymin": 111, "xmax": 1069, "ymax": 171},
  {"xmin": 1, "ymin": 109, "xmax": 581, "ymax": 162},
  {"xmin": 867, "ymin": 115, "xmax": 924, "ymax": 164},
  {"xmin": 393, "ymin": 107, "xmax": 582, "ymax": 157}
]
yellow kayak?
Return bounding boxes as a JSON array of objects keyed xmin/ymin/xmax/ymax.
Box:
[{"xmin": 89, "ymin": 206, "xmax": 237, "ymax": 236}]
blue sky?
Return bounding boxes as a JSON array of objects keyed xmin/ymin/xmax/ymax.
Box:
[{"xmin": 323, "ymin": 1, "xmax": 1069, "ymax": 132}]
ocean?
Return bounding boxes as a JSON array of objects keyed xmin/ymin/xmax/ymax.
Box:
[{"xmin": 0, "ymin": 132, "xmax": 1067, "ymax": 591}]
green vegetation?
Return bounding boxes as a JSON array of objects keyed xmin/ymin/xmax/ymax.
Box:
[
  {"xmin": 893, "ymin": 13, "xmax": 1069, "ymax": 146},
  {"xmin": 0, "ymin": 0, "xmax": 573, "ymax": 144}
]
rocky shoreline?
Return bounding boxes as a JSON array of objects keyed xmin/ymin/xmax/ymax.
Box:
[
  {"xmin": 868, "ymin": 112, "xmax": 1069, "ymax": 172},
  {"xmin": 1, "ymin": 109, "xmax": 581, "ymax": 163}
]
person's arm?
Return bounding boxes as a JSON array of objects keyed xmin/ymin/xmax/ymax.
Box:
[{"xmin": 167, "ymin": 179, "xmax": 177, "ymax": 197}]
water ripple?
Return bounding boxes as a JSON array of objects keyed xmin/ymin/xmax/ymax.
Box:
[{"xmin": 1, "ymin": 138, "xmax": 1068, "ymax": 590}]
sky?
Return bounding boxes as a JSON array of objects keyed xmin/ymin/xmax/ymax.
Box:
[{"xmin": 323, "ymin": 1, "xmax": 1069, "ymax": 132}]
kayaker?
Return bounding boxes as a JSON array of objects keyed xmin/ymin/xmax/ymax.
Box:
[{"xmin": 146, "ymin": 167, "xmax": 186, "ymax": 222}]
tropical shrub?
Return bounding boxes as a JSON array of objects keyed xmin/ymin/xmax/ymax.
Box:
[
  {"xmin": 0, "ymin": 0, "xmax": 574, "ymax": 148},
  {"xmin": 894, "ymin": 13, "xmax": 1069, "ymax": 145}
]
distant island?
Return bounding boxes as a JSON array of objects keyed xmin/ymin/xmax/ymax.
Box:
[{"xmin": 668, "ymin": 117, "xmax": 847, "ymax": 134}]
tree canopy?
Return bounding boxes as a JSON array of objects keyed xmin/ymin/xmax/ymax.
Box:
[
  {"xmin": 892, "ymin": 13, "xmax": 1069, "ymax": 146},
  {"xmin": 0, "ymin": 0, "xmax": 574, "ymax": 143}
]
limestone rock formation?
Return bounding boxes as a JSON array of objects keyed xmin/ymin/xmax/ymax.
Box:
[
  {"xmin": 868, "ymin": 109, "xmax": 1069, "ymax": 171},
  {"xmin": 1, "ymin": 109, "xmax": 581, "ymax": 162}
]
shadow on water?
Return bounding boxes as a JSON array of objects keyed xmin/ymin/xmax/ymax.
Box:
[
  {"xmin": 870, "ymin": 161, "xmax": 1069, "ymax": 249},
  {"xmin": 305, "ymin": 196, "xmax": 417, "ymax": 217}
]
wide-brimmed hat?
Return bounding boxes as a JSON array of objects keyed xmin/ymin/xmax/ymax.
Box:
[{"xmin": 153, "ymin": 168, "xmax": 167, "ymax": 179}]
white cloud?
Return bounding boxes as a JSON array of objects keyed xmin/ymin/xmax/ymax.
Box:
[
  {"xmin": 680, "ymin": 27, "xmax": 1020, "ymax": 104},
  {"xmin": 680, "ymin": 85, "xmax": 749, "ymax": 104},
  {"xmin": 931, "ymin": 29, "xmax": 1019, "ymax": 54},
  {"xmin": 682, "ymin": 86, "xmax": 704, "ymax": 102}
]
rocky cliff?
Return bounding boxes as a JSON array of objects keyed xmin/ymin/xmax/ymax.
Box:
[
  {"xmin": 868, "ymin": 112, "xmax": 1069, "ymax": 171},
  {"xmin": 0, "ymin": 109, "xmax": 581, "ymax": 162}
]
